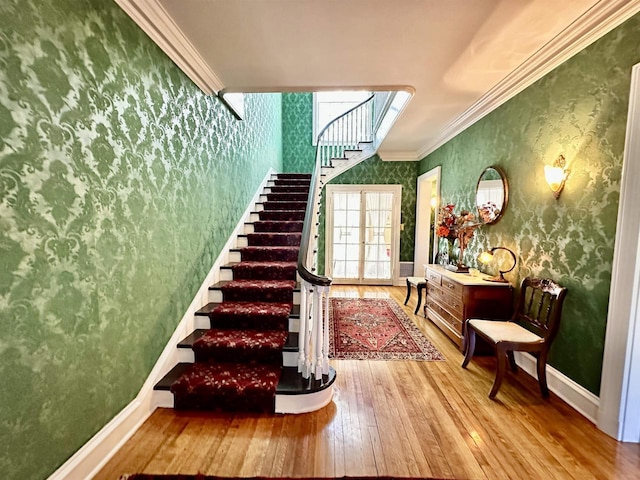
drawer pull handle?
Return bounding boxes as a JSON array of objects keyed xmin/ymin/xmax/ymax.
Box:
[{"xmin": 447, "ymin": 284, "xmax": 454, "ymax": 289}]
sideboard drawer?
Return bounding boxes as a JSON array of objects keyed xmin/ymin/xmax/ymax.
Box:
[
  {"xmin": 442, "ymin": 290, "xmax": 464, "ymax": 318},
  {"xmin": 426, "ymin": 270, "xmax": 442, "ymax": 286},
  {"xmin": 441, "ymin": 276, "xmax": 462, "ymax": 297}
]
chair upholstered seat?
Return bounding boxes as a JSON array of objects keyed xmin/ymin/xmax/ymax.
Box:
[{"xmin": 467, "ymin": 319, "xmax": 542, "ymax": 344}]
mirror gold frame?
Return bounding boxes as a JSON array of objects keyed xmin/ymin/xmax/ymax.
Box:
[{"xmin": 476, "ymin": 166, "xmax": 509, "ymax": 225}]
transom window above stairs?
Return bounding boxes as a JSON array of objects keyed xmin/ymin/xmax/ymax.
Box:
[{"xmin": 312, "ymin": 90, "xmax": 371, "ymax": 144}]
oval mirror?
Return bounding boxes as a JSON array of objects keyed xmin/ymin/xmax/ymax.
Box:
[{"xmin": 476, "ymin": 166, "xmax": 508, "ymax": 225}]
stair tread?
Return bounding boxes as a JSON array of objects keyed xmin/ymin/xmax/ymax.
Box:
[
  {"xmin": 171, "ymin": 362, "xmax": 282, "ymax": 393},
  {"xmin": 154, "ymin": 363, "xmax": 192, "ymax": 390},
  {"xmin": 179, "ymin": 329, "xmax": 298, "ymax": 350},
  {"xmin": 196, "ymin": 302, "xmax": 300, "ymax": 318},
  {"xmin": 277, "ymin": 366, "xmax": 337, "ymax": 395},
  {"xmin": 194, "ymin": 329, "xmax": 288, "ymax": 348},
  {"xmin": 209, "ymin": 280, "xmax": 300, "ymax": 289},
  {"xmin": 155, "ymin": 363, "xmax": 335, "ymax": 397},
  {"xmin": 177, "ymin": 329, "xmax": 208, "ymax": 348}
]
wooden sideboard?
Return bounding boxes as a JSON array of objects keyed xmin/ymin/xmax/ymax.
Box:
[{"xmin": 424, "ymin": 264, "xmax": 513, "ymax": 351}]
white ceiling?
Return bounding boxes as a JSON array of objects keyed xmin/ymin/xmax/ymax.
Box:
[{"xmin": 117, "ymin": 0, "xmax": 640, "ymax": 159}]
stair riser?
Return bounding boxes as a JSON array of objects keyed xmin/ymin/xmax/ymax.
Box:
[
  {"xmin": 208, "ymin": 289, "xmax": 300, "ymax": 305},
  {"xmin": 194, "ymin": 314, "xmax": 300, "ymax": 332},
  {"xmin": 178, "ymin": 348, "xmax": 296, "ymax": 367},
  {"xmin": 154, "ymin": 386, "xmax": 332, "ymax": 411},
  {"xmin": 236, "ymin": 235, "xmax": 302, "ymax": 248},
  {"xmin": 178, "ymin": 349, "xmax": 195, "ymax": 363},
  {"xmin": 220, "ymin": 268, "xmax": 301, "ymax": 282}
]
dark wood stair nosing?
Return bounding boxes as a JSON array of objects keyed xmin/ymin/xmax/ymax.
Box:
[
  {"xmin": 276, "ymin": 366, "xmax": 337, "ymax": 395},
  {"xmin": 154, "ymin": 362, "xmax": 191, "ymax": 391}
]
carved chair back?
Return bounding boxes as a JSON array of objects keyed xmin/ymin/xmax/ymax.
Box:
[{"xmin": 512, "ymin": 277, "xmax": 568, "ymax": 346}]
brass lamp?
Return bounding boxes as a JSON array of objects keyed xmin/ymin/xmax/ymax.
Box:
[
  {"xmin": 544, "ymin": 154, "xmax": 570, "ymax": 199},
  {"xmin": 478, "ymin": 247, "xmax": 517, "ymax": 283}
]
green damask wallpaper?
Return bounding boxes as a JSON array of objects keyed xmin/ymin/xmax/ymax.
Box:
[
  {"xmin": 282, "ymin": 93, "xmax": 316, "ymax": 173},
  {"xmin": 420, "ymin": 14, "xmax": 640, "ymax": 395},
  {"xmin": 317, "ymin": 155, "xmax": 419, "ymax": 274},
  {"xmin": 0, "ymin": 0, "xmax": 282, "ymax": 478}
]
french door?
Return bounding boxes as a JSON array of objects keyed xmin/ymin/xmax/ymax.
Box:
[{"xmin": 326, "ymin": 185, "xmax": 401, "ymax": 285}]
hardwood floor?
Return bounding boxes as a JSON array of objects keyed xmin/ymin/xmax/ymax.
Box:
[{"xmin": 95, "ymin": 286, "xmax": 640, "ymax": 480}]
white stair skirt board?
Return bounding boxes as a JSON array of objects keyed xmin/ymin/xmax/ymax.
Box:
[
  {"xmin": 275, "ymin": 386, "xmax": 334, "ymax": 414},
  {"xmin": 48, "ymin": 169, "xmax": 278, "ymax": 480},
  {"xmin": 514, "ymin": 352, "xmax": 599, "ymax": 423}
]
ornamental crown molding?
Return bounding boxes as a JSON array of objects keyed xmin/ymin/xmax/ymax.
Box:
[
  {"xmin": 416, "ymin": 0, "xmax": 640, "ymax": 159},
  {"xmin": 115, "ymin": 0, "xmax": 224, "ymax": 94}
]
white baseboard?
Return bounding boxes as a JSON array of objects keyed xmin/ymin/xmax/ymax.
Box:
[
  {"xmin": 48, "ymin": 169, "xmax": 276, "ymax": 480},
  {"xmin": 514, "ymin": 352, "xmax": 599, "ymax": 423}
]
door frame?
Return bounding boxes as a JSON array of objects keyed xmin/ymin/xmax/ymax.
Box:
[
  {"xmin": 325, "ymin": 184, "xmax": 402, "ymax": 285},
  {"xmin": 414, "ymin": 166, "xmax": 441, "ymax": 276},
  {"xmin": 597, "ymin": 62, "xmax": 640, "ymax": 442}
]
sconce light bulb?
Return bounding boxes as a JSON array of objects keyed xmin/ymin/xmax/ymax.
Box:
[
  {"xmin": 544, "ymin": 165, "xmax": 564, "ymax": 191},
  {"xmin": 478, "ymin": 251, "xmax": 494, "ymax": 264}
]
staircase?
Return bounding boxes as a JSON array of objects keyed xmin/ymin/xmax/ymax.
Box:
[
  {"xmin": 154, "ymin": 173, "xmax": 335, "ymax": 413},
  {"xmin": 152, "ymin": 91, "xmax": 413, "ymax": 414}
]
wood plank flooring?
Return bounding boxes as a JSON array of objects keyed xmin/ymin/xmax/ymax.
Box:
[{"xmin": 95, "ymin": 286, "xmax": 640, "ymax": 480}]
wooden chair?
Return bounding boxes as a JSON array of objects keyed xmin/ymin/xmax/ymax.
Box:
[{"xmin": 461, "ymin": 277, "xmax": 568, "ymax": 399}]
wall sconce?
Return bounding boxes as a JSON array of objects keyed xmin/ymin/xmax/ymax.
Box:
[
  {"xmin": 478, "ymin": 246, "xmax": 517, "ymax": 283},
  {"xmin": 544, "ymin": 154, "xmax": 570, "ymax": 199}
]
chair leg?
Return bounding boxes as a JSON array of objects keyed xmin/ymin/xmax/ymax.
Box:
[
  {"xmin": 461, "ymin": 323, "xmax": 476, "ymax": 368},
  {"xmin": 507, "ymin": 351, "xmax": 518, "ymax": 373},
  {"xmin": 489, "ymin": 345, "xmax": 508, "ymax": 399},
  {"xmin": 404, "ymin": 278, "xmax": 411, "ymax": 305},
  {"xmin": 414, "ymin": 283, "xmax": 425, "ymax": 315},
  {"xmin": 537, "ymin": 351, "xmax": 550, "ymax": 397}
]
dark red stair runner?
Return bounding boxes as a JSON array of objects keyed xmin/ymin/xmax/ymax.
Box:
[
  {"xmin": 247, "ymin": 232, "xmax": 302, "ymax": 246},
  {"xmin": 253, "ymin": 220, "xmax": 303, "ymax": 232},
  {"xmin": 258, "ymin": 210, "xmax": 305, "ymax": 221},
  {"xmin": 209, "ymin": 301, "xmax": 291, "ymax": 330},
  {"xmin": 193, "ymin": 329, "xmax": 289, "ymax": 365},
  {"xmin": 171, "ymin": 363, "xmax": 282, "ymax": 412},
  {"xmin": 169, "ymin": 173, "xmax": 310, "ymax": 412},
  {"xmin": 231, "ymin": 261, "xmax": 297, "ymax": 280},
  {"xmin": 239, "ymin": 246, "xmax": 299, "ymax": 262}
]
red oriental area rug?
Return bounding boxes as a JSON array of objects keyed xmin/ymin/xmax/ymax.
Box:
[{"xmin": 328, "ymin": 298, "xmax": 444, "ymax": 361}]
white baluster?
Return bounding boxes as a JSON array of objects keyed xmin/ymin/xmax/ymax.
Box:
[
  {"xmin": 313, "ymin": 287, "xmax": 324, "ymax": 379},
  {"xmin": 298, "ymin": 282, "xmax": 309, "ymax": 377},
  {"xmin": 322, "ymin": 286, "xmax": 330, "ymax": 375}
]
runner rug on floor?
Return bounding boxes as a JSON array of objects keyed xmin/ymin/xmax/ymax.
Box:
[
  {"xmin": 328, "ymin": 298, "xmax": 444, "ymax": 361},
  {"xmin": 120, "ymin": 475, "xmax": 451, "ymax": 480}
]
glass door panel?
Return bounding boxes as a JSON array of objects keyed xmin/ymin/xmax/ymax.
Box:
[
  {"xmin": 363, "ymin": 192, "xmax": 393, "ymax": 280},
  {"xmin": 331, "ymin": 192, "xmax": 361, "ymax": 280}
]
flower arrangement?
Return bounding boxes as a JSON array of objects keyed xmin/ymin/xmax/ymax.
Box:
[{"xmin": 435, "ymin": 204, "xmax": 480, "ymax": 269}]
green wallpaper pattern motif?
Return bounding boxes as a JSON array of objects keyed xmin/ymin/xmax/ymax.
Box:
[
  {"xmin": 317, "ymin": 155, "xmax": 419, "ymax": 274},
  {"xmin": 0, "ymin": 0, "xmax": 282, "ymax": 478},
  {"xmin": 282, "ymin": 93, "xmax": 316, "ymax": 173},
  {"xmin": 420, "ymin": 14, "xmax": 640, "ymax": 395}
]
